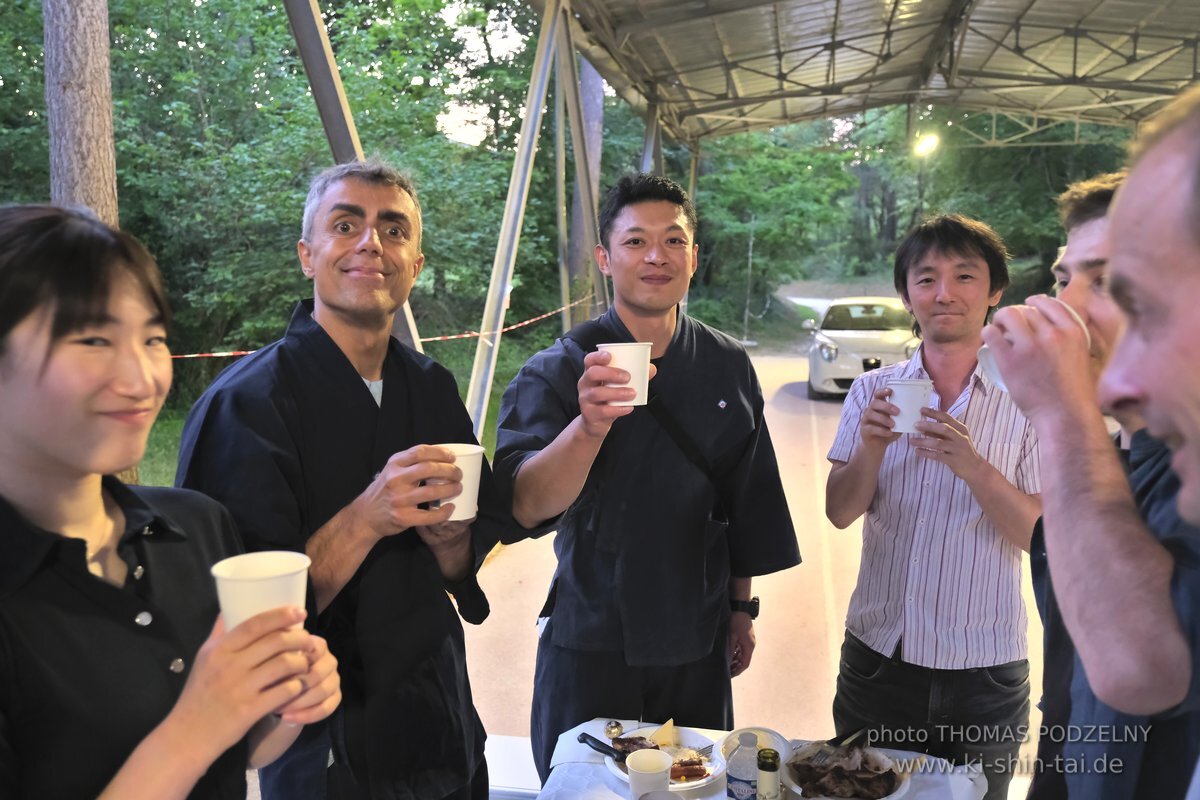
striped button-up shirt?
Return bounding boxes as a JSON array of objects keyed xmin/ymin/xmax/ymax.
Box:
[{"xmin": 828, "ymin": 348, "xmax": 1040, "ymax": 669}]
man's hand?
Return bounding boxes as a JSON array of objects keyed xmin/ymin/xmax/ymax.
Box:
[
  {"xmin": 728, "ymin": 613, "xmax": 756, "ymax": 677},
  {"xmin": 415, "ymin": 520, "xmax": 473, "ymax": 581},
  {"xmin": 982, "ymin": 296, "xmax": 1095, "ymax": 424},
  {"xmin": 911, "ymin": 408, "xmax": 987, "ymax": 481},
  {"xmin": 577, "ymin": 350, "xmax": 658, "ymax": 439},
  {"xmin": 860, "ymin": 388, "xmax": 904, "ymax": 449},
  {"xmin": 353, "ymin": 445, "xmax": 461, "ymax": 540}
]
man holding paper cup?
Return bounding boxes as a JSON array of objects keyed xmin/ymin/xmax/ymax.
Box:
[
  {"xmin": 984, "ymin": 94, "xmax": 1200, "ymax": 800},
  {"xmin": 495, "ymin": 174, "xmax": 800, "ymax": 780},
  {"xmin": 825, "ymin": 214, "xmax": 1041, "ymax": 800},
  {"xmin": 177, "ymin": 159, "xmax": 509, "ymax": 800}
]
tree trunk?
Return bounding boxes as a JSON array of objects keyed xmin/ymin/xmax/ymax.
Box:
[
  {"xmin": 43, "ymin": 0, "xmax": 137, "ymax": 484},
  {"xmin": 43, "ymin": 0, "xmax": 119, "ymax": 225},
  {"xmin": 567, "ymin": 58, "xmax": 604, "ymax": 325}
]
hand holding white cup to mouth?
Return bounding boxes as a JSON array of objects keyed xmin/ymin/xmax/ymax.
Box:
[{"xmin": 979, "ymin": 296, "xmax": 1091, "ymax": 392}]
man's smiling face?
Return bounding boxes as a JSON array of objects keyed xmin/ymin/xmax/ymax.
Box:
[{"xmin": 298, "ymin": 177, "xmax": 424, "ymax": 328}]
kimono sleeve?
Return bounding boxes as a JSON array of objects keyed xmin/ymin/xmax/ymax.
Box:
[
  {"xmin": 721, "ymin": 363, "xmax": 801, "ymax": 578},
  {"xmin": 176, "ymin": 385, "xmax": 306, "ymax": 554},
  {"xmin": 493, "ymin": 342, "xmax": 584, "ymax": 541}
]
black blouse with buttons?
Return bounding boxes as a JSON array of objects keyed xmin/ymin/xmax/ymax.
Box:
[{"xmin": 0, "ymin": 477, "xmax": 248, "ymax": 798}]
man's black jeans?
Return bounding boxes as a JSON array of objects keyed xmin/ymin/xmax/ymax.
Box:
[{"xmin": 832, "ymin": 632, "xmax": 1030, "ymax": 800}]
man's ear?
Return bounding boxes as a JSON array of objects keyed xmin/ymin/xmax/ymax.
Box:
[
  {"xmin": 689, "ymin": 243, "xmax": 699, "ymax": 278},
  {"xmin": 412, "ymin": 253, "xmax": 426, "ymax": 279},
  {"xmin": 594, "ymin": 243, "xmax": 611, "ymax": 276},
  {"xmin": 297, "ymin": 240, "xmax": 315, "ymax": 279}
]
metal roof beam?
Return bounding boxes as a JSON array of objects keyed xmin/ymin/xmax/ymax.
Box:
[
  {"xmin": 911, "ymin": 0, "xmax": 976, "ymax": 91},
  {"xmin": 615, "ymin": 0, "xmax": 785, "ymax": 41},
  {"xmin": 954, "ymin": 68, "xmax": 1186, "ymax": 96}
]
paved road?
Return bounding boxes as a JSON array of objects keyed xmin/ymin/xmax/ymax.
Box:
[{"xmin": 463, "ymin": 350, "xmax": 1043, "ymax": 771}]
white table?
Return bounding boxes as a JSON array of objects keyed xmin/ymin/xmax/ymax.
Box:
[{"xmin": 536, "ymin": 719, "xmax": 987, "ymax": 800}]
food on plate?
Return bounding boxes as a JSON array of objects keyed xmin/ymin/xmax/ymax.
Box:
[
  {"xmin": 611, "ymin": 735, "xmax": 659, "ymax": 754},
  {"xmin": 611, "ymin": 723, "xmax": 713, "ymax": 784},
  {"xmin": 786, "ymin": 742, "xmax": 903, "ymax": 799},
  {"xmin": 670, "ymin": 758, "xmax": 708, "ymax": 780},
  {"xmin": 649, "ymin": 718, "xmax": 677, "ymax": 746}
]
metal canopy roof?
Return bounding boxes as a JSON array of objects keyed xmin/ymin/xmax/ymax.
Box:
[{"xmin": 550, "ymin": 0, "xmax": 1200, "ymax": 145}]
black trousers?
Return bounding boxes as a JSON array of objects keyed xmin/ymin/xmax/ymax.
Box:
[
  {"xmin": 832, "ymin": 632, "xmax": 1030, "ymax": 800},
  {"xmin": 530, "ymin": 616, "xmax": 734, "ymax": 783}
]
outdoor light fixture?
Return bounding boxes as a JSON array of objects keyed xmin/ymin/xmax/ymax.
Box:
[{"xmin": 914, "ymin": 133, "xmax": 940, "ymax": 157}]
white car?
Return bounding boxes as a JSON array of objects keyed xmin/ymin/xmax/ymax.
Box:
[{"xmin": 804, "ymin": 296, "xmax": 920, "ymax": 400}]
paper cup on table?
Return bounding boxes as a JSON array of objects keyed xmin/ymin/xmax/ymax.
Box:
[
  {"xmin": 210, "ymin": 551, "xmax": 310, "ymax": 629},
  {"xmin": 597, "ymin": 342, "xmax": 652, "ymax": 406},
  {"xmin": 430, "ymin": 443, "xmax": 485, "ymax": 521},
  {"xmin": 888, "ymin": 378, "xmax": 934, "ymax": 434},
  {"xmin": 626, "ymin": 748, "xmax": 674, "ymax": 800}
]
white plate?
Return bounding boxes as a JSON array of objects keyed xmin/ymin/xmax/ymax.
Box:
[
  {"xmin": 604, "ymin": 725, "xmax": 727, "ymax": 792},
  {"xmin": 780, "ymin": 741, "xmax": 911, "ymax": 800}
]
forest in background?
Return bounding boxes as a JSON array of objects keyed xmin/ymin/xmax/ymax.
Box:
[{"xmin": 2, "ymin": 0, "xmax": 1130, "ymax": 430}]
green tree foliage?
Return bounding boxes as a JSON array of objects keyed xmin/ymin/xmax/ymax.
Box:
[
  {"xmin": 0, "ymin": 0, "xmax": 1135, "ymax": 407},
  {"xmin": 688, "ymin": 123, "xmax": 854, "ymax": 330}
]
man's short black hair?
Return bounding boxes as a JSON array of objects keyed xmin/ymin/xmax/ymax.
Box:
[
  {"xmin": 598, "ymin": 173, "xmax": 697, "ymax": 249},
  {"xmin": 893, "ymin": 213, "xmax": 1011, "ymax": 337}
]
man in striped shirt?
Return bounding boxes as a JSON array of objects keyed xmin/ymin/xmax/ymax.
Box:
[{"xmin": 826, "ymin": 214, "xmax": 1042, "ymax": 800}]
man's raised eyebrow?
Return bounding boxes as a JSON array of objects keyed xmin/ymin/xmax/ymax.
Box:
[
  {"xmin": 378, "ymin": 210, "xmax": 414, "ymax": 227},
  {"xmin": 329, "ymin": 203, "xmax": 366, "ymax": 219}
]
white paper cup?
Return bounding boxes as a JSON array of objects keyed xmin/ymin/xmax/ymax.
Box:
[
  {"xmin": 597, "ymin": 342, "xmax": 652, "ymax": 406},
  {"xmin": 626, "ymin": 748, "xmax": 673, "ymax": 800},
  {"xmin": 978, "ymin": 297, "xmax": 1092, "ymax": 394},
  {"xmin": 429, "ymin": 443, "xmax": 485, "ymax": 521},
  {"xmin": 888, "ymin": 378, "xmax": 934, "ymax": 434},
  {"xmin": 977, "ymin": 345, "xmax": 1009, "ymax": 392},
  {"xmin": 210, "ymin": 551, "xmax": 310, "ymax": 629}
]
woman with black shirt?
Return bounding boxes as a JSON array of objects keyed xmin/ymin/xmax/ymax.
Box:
[{"xmin": 0, "ymin": 205, "xmax": 341, "ymax": 798}]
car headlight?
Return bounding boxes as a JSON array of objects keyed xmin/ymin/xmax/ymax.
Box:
[
  {"xmin": 905, "ymin": 340, "xmax": 920, "ymax": 359},
  {"xmin": 819, "ymin": 342, "xmax": 839, "ymax": 362}
]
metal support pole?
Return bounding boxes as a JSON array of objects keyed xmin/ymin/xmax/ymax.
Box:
[
  {"xmin": 555, "ymin": 63, "xmax": 571, "ymax": 334},
  {"xmin": 640, "ymin": 102, "xmax": 661, "ymax": 175},
  {"xmin": 464, "ymin": 0, "xmax": 561, "ymax": 437},
  {"xmin": 555, "ymin": 15, "xmax": 610, "ymax": 315},
  {"xmin": 283, "ymin": 0, "xmax": 422, "ymax": 351}
]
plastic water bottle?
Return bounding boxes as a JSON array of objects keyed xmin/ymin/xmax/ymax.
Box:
[{"xmin": 726, "ymin": 732, "xmax": 759, "ymax": 800}]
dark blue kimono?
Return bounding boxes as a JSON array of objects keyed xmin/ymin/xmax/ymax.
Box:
[{"xmin": 177, "ymin": 300, "xmax": 506, "ymax": 800}]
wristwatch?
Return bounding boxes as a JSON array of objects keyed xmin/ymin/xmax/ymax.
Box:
[{"xmin": 730, "ymin": 596, "xmax": 760, "ymax": 619}]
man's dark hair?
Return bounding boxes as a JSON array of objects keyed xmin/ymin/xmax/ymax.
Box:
[
  {"xmin": 893, "ymin": 213, "xmax": 1011, "ymax": 337},
  {"xmin": 0, "ymin": 204, "xmax": 170, "ymax": 357},
  {"xmin": 598, "ymin": 173, "xmax": 698, "ymax": 249},
  {"xmin": 1057, "ymin": 171, "xmax": 1126, "ymax": 233}
]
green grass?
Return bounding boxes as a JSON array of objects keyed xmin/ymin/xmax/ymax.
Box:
[{"xmin": 141, "ymin": 407, "xmax": 186, "ymax": 487}]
